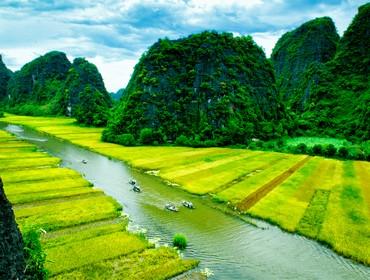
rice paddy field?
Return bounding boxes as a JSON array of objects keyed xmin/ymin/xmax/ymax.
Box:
[
  {"xmin": 1, "ymin": 113, "xmax": 370, "ymax": 266},
  {"xmin": 0, "ymin": 129, "xmax": 198, "ymax": 278}
]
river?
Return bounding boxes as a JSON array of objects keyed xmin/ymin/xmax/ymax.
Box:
[{"xmin": 1, "ymin": 123, "xmax": 369, "ymax": 280}]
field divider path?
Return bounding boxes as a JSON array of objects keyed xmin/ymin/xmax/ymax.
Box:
[
  {"xmin": 212, "ymin": 156, "xmax": 287, "ymax": 194},
  {"xmin": 237, "ymin": 156, "xmax": 311, "ymax": 211}
]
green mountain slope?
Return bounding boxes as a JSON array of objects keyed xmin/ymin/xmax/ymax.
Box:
[
  {"xmin": 271, "ymin": 17, "xmax": 339, "ymax": 110},
  {"xmin": 7, "ymin": 51, "xmax": 71, "ymax": 105},
  {"xmin": 299, "ymin": 3, "xmax": 370, "ymax": 140},
  {"xmin": 104, "ymin": 31, "xmax": 284, "ymax": 146},
  {"xmin": 0, "ymin": 55, "xmax": 13, "ymax": 102},
  {"xmin": 53, "ymin": 58, "xmax": 112, "ymax": 126},
  {"xmin": 6, "ymin": 52, "xmax": 112, "ymax": 126}
]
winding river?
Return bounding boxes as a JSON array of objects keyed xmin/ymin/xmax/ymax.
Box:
[{"xmin": 2, "ymin": 123, "xmax": 369, "ymax": 280}]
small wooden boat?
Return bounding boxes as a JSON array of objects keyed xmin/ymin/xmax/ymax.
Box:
[
  {"xmin": 165, "ymin": 203, "xmax": 178, "ymax": 212},
  {"xmin": 82, "ymin": 159, "xmax": 88, "ymax": 164},
  {"xmin": 129, "ymin": 179, "xmax": 137, "ymax": 185},
  {"xmin": 133, "ymin": 185, "xmax": 141, "ymax": 192},
  {"xmin": 182, "ymin": 200, "xmax": 194, "ymax": 209}
]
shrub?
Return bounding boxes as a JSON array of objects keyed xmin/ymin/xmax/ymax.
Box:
[
  {"xmin": 173, "ymin": 234, "xmax": 187, "ymax": 249},
  {"xmin": 175, "ymin": 135, "xmax": 191, "ymax": 146},
  {"xmin": 295, "ymin": 143, "xmax": 307, "ymax": 154},
  {"xmin": 117, "ymin": 133, "xmax": 136, "ymax": 146},
  {"xmin": 0, "ymin": 111, "xmax": 4, "ymax": 118},
  {"xmin": 139, "ymin": 128, "xmax": 154, "ymax": 144},
  {"xmin": 101, "ymin": 129, "xmax": 117, "ymax": 143},
  {"xmin": 338, "ymin": 146, "xmax": 349, "ymax": 159},
  {"xmin": 324, "ymin": 144, "xmax": 337, "ymax": 157},
  {"xmin": 23, "ymin": 228, "xmax": 47, "ymax": 279},
  {"xmin": 312, "ymin": 144, "xmax": 323, "ymax": 155}
]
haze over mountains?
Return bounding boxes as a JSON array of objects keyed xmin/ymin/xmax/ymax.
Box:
[{"xmin": 1, "ymin": 3, "xmax": 369, "ymax": 143}]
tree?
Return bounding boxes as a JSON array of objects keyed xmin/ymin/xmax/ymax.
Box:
[{"xmin": 74, "ymin": 86, "xmax": 109, "ymax": 126}]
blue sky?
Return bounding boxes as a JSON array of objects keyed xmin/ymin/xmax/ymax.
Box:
[{"xmin": 0, "ymin": 0, "xmax": 367, "ymax": 92}]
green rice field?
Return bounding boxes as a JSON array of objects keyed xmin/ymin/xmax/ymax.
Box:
[
  {"xmin": 2, "ymin": 113, "xmax": 370, "ymax": 266},
  {"xmin": 0, "ymin": 129, "xmax": 198, "ymax": 278}
]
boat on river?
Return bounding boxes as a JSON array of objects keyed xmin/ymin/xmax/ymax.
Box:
[
  {"xmin": 165, "ymin": 202, "xmax": 178, "ymax": 212},
  {"xmin": 129, "ymin": 179, "xmax": 137, "ymax": 185},
  {"xmin": 133, "ymin": 185, "xmax": 141, "ymax": 192},
  {"xmin": 82, "ymin": 159, "xmax": 88, "ymax": 164},
  {"xmin": 182, "ymin": 200, "xmax": 194, "ymax": 209}
]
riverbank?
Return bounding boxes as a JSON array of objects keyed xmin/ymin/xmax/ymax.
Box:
[
  {"xmin": 0, "ymin": 128, "xmax": 198, "ymax": 278},
  {"xmin": 1, "ymin": 113, "xmax": 369, "ymax": 266}
]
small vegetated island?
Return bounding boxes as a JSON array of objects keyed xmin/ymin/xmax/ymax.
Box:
[{"xmin": 0, "ymin": 2, "xmax": 369, "ymax": 278}]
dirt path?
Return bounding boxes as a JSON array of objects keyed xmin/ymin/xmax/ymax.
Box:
[
  {"xmin": 212, "ymin": 156, "xmax": 287, "ymax": 194},
  {"xmin": 236, "ymin": 156, "xmax": 311, "ymax": 211}
]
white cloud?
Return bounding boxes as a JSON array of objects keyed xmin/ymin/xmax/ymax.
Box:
[{"xmin": 0, "ymin": 0, "xmax": 368, "ymax": 92}]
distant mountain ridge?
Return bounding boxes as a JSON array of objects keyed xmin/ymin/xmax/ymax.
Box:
[
  {"xmin": 104, "ymin": 31, "xmax": 284, "ymax": 145},
  {"xmin": 5, "ymin": 51, "xmax": 112, "ymax": 126}
]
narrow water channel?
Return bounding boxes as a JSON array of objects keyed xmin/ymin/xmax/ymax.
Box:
[{"xmin": 2, "ymin": 123, "xmax": 369, "ymax": 280}]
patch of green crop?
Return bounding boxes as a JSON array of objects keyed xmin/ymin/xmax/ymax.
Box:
[
  {"xmin": 46, "ymin": 231, "xmax": 150, "ymax": 275},
  {"xmin": 15, "ymin": 195, "xmax": 122, "ymax": 231},
  {"xmin": 51, "ymin": 247, "xmax": 199, "ymax": 280},
  {"xmin": 296, "ymin": 189, "xmax": 330, "ymax": 238}
]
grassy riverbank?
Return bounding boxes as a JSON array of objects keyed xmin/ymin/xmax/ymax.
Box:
[
  {"xmin": 0, "ymin": 129, "xmax": 198, "ymax": 278},
  {"xmin": 1, "ymin": 113, "xmax": 369, "ymax": 266}
]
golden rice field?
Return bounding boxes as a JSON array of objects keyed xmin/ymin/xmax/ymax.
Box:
[
  {"xmin": 2, "ymin": 113, "xmax": 370, "ymax": 266},
  {"xmin": 0, "ymin": 129, "xmax": 198, "ymax": 278}
]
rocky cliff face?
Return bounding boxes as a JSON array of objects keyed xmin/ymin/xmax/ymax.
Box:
[
  {"xmin": 271, "ymin": 17, "xmax": 339, "ymax": 110},
  {"xmin": 0, "ymin": 177, "xmax": 25, "ymax": 279},
  {"xmin": 105, "ymin": 31, "xmax": 283, "ymax": 144},
  {"xmin": 7, "ymin": 51, "xmax": 71, "ymax": 104},
  {"xmin": 0, "ymin": 55, "xmax": 13, "ymax": 101},
  {"xmin": 299, "ymin": 3, "xmax": 370, "ymax": 139}
]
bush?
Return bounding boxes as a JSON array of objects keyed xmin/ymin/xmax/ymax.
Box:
[
  {"xmin": 23, "ymin": 228, "xmax": 47, "ymax": 279},
  {"xmin": 312, "ymin": 144, "xmax": 323, "ymax": 155},
  {"xmin": 175, "ymin": 135, "xmax": 191, "ymax": 146},
  {"xmin": 0, "ymin": 111, "xmax": 4, "ymax": 118},
  {"xmin": 295, "ymin": 143, "xmax": 307, "ymax": 154},
  {"xmin": 173, "ymin": 233, "xmax": 187, "ymax": 249},
  {"xmin": 324, "ymin": 144, "xmax": 337, "ymax": 157},
  {"xmin": 116, "ymin": 133, "xmax": 136, "ymax": 146},
  {"xmin": 338, "ymin": 146, "xmax": 349, "ymax": 159},
  {"xmin": 139, "ymin": 128, "xmax": 154, "ymax": 145},
  {"xmin": 101, "ymin": 129, "xmax": 117, "ymax": 143}
]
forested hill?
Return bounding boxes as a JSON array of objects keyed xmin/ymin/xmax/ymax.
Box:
[
  {"xmin": 5, "ymin": 51, "xmax": 112, "ymax": 126},
  {"xmin": 104, "ymin": 31, "xmax": 284, "ymax": 146},
  {"xmin": 271, "ymin": 17, "xmax": 339, "ymax": 110},
  {"xmin": 287, "ymin": 3, "xmax": 369, "ymax": 140},
  {"xmin": 0, "ymin": 55, "xmax": 13, "ymax": 102}
]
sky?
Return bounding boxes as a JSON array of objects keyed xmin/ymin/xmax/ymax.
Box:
[{"xmin": 0, "ymin": 0, "xmax": 368, "ymax": 92}]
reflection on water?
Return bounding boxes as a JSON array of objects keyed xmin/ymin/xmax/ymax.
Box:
[{"xmin": 2, "ymin": 123, "xmax": 369, "ymax": 280}]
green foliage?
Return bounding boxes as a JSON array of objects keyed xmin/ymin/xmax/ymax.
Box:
[
  {"xmin": 338, "ymin": 146, "xmax": 349, "ymax": 159},
  {"xmin": 0, "ymin": 110, "xmax": 4, "ymax": 118},
  {"xmin": 312, "ymin": 144, "xmax": 323, "ymax": 156},
  {"xmin": 271, "ymin": 17, "xmax": 339, "ymax": 106},
  {"xmin": 139, "ymin": 128, "xmax": 154, "ymax": 144},
  {"xmin": 104, "ymin": 31, "xmax": 283, "ymax": 146},
  {"xmin": 324, "ymin": 144, "xmax": 337, "ymax": 157},
  {"xmin": 294, "ymin": 143, "xmax": 308, "ymax": 154},
  {"xmin": 173, "ymin": 234, "xmax": 187, "ymax": 249},
  {"xmin": 0, "ymin": 55, "xmax": 12, "ymax": 101},
  {"xmin": 282, "ymin": 4, "xmax": 369, "ymax": 141},
  {"xmin": 23, "ymin": 228, "xmax": 48, "ymax": 279},
  {"xmin": 5, "ymin": 52, "xmax": 112, "ymax": 127},
  {"xmin": 175, "ymin": 134, "xmax": 191, "ymax": 146},
  {"xmin": 116, "ymin": 133, "xmax": 136, "ymax": 146},
  {"xmin": 74, "ymin": 86, "xmax": 109, "ymax": 127}
]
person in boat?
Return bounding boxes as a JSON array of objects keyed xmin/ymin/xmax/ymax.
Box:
[{"xmin": 129, "ymin": 179, "xmax": 137, "ymax": 185}]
